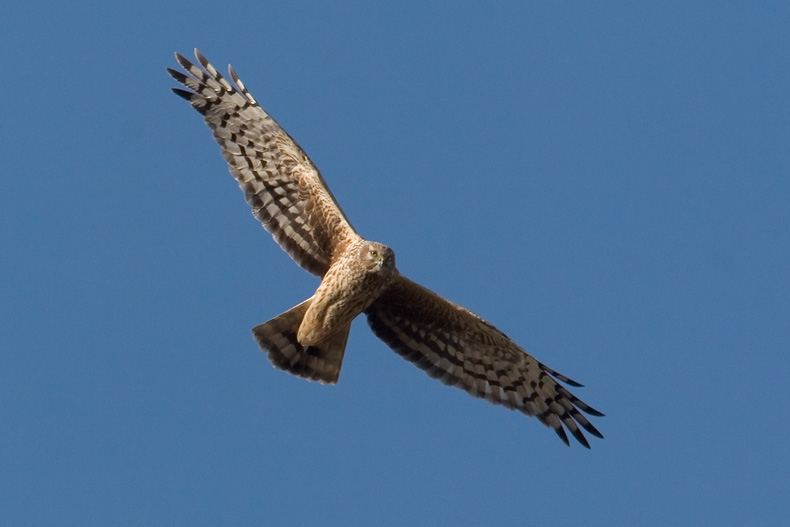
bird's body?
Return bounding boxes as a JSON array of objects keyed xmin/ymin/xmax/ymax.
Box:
[
  {"xmin": 169, "ymin": 50, "xmax": 604, "ymax": 447},
  {"xmin": 297, "ymin": 240, "xmax": 397, "ymax": 347}
]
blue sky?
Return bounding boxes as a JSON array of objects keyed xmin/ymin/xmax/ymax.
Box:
[{"xmin": 2, "ymin": 1, "xmax": 788, "ymax": 525}]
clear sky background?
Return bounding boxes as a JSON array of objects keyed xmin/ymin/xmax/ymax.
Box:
[{"xmin": 2, "ymin": 1, "xmax": 788, "ymax": 525}]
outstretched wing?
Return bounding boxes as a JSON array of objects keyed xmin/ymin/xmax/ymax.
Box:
[
  {"xmin": 168, "ymin": 49, "xmax": 358, "ymax": 276},
  {"xmin": 366, "ymin": 276, "xmax": 604, "ymax": 447}
]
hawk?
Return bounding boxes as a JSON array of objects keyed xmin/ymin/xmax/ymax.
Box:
[{"xmin": 168, "ymin": 50, "xmax": 604, "ymax": 447}]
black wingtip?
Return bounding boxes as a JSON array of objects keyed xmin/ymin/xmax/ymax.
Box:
[
  {"xmin": 541, "ymin": 363, "xmax": 585, "ymax": 387},
  {"xmin": 570, "ymin": 427, "xmax": 592, "ymax": 449},
  {"xmin": 583, "ymin": 421, "xmax": 605, "ymax": 440},
  {"xmin": 171, "ymin": 88, "xmax": 193, "ymax": 101},
  {"xmin": 584, "ymin": 406, "xmax": 606, "ymax": 418},
  {"xmin": 554, "ymin": 426, "xmax": 571, "ymax": 447},
  {"xmin": 174, "ymin": 52, "xmax": 193, "ymax": 70},
  {"xmin": 166, "ymin": 67, "xmax": 185, "ymax": 82},
  {"xmin": 194, "ymin": 48, "xmax": 208, "ymax": 68}
]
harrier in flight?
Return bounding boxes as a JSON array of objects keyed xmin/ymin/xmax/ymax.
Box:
[{"xmin": 168, "ymin": 50, "xmax": 603, "ymax": 447}]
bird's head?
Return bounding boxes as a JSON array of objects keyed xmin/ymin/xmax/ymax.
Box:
[{"xmin": 361, "ymin": 241, "xmax": 396, "ymax": 274}]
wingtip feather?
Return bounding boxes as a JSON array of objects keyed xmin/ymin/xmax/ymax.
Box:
[
  {"xmin": 174, "ymin": 52, "xmax": 193, "ymax": 70},
  {"xmin": 554, "ymin": 426, "xmax": 571, "ymax": 447},
  {"xmin": 171, "ymin": 88, "xmax": 193, "ymax": 101},
  {"xmin": 194, "ymin": 48, "xmax": 209, "ymax": 68}
]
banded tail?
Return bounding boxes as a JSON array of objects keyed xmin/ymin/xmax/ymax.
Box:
[{"xmin": 252, "ymin": 298, "xmax": 351, "ymax": 384}]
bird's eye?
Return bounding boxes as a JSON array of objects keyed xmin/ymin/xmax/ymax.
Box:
[{"xmin": 370, "ymin": 249, "xmax": 379, "ymax": 258}]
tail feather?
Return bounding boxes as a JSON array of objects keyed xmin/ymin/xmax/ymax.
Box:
[{"xmin": 252, "ymin": 298, "xmax": 350, "ymax": 384}]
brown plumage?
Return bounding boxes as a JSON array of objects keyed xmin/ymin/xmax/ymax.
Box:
[{"xmin": 169, "ymin": 50, "xmax": 604, "ymax": 447}]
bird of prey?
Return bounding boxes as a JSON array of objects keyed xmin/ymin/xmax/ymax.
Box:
[{"xmin": 168, "ymin": 50, "xmax": 604, "ymax": 447}]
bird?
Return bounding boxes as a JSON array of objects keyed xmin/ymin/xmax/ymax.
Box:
[{"xmin": 168, "ymin": 49, "xmax": 604, "ymax": 447}]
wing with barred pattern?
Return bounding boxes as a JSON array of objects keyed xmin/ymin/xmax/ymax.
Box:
[
  {"xmin": 366, "ymin": 275, "xmax": 604, "ymax": 447},
  {"xmin": 168, "ymin": 49, "xmax": 358, "ymax": 276}
]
